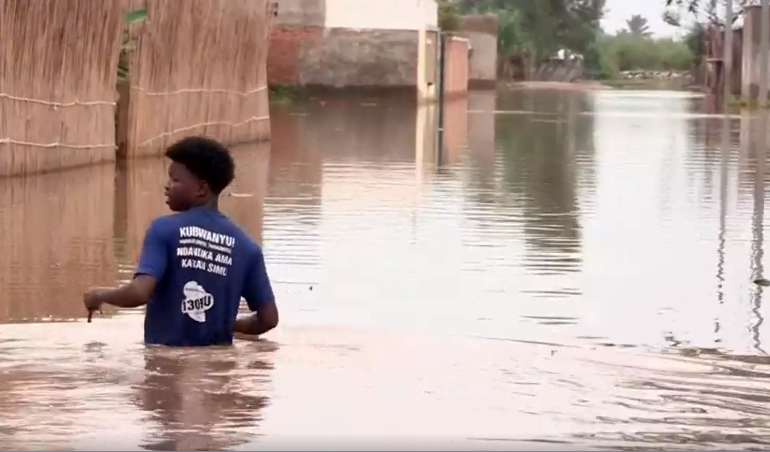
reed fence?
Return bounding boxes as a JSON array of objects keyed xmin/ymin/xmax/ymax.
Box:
[
  {"xmin": 121, "ymin": 0, "xmax": 272, "ymax": 159},
  {"xmin": 0, "ymin": 1, "xmax": 124, "ymax": 176}
]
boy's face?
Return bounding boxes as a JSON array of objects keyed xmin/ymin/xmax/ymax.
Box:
[{"xmin": 165, "ymin": 161, "xmax": 206, "ymax": 211}]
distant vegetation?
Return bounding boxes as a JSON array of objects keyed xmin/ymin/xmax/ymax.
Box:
[
  {"xmin": 655, "ymin": 0, "xmax": 733, "ymax": 78},
  {"xmin": 591, "ymin": 27, "xmax": 693, "ymax": 79},
  {"xmin": 452, "ymin": 0, "xmax": 606, "ymax": 68},
  {"xmin": 622, "ymin": 14, "xmax": 652, "ymax": 37},
  {"xmin": 442, "ymin": 0, "xmax": 696, "ymax": 81},
  {"xmin": 438, "ymin": 1, "xmax": 461, "ymax": 31},
  {"xmin": 663, "ymin": 0, "xmax": 744, "ymax": 26}
]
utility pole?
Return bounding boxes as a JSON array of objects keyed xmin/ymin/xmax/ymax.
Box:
[
  {"xmin": 723, "ymin": 0, "xmax": 733, "ymax": 104},
  {"xmin": 760, "ymin": 0, "xmax": 770, "ymax": 107}
]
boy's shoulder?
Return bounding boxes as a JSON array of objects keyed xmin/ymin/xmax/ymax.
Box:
[
  {"xmin": 144, "ymin": 213, "xmax": 181, "ymax": 236},
  {"xmin": 149, "ymin": 212, "xmax": 181, "ymax": 227}
]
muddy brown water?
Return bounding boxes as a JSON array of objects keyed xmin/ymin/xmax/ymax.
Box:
[{"xmin": 1, "ymin": 90, "xmax": 770, "ymax": 450}]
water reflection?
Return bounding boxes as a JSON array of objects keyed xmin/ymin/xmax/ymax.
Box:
[
  {"xmin": 749, "ymin": 112, "xmax": 767, "ymax": 355},
  {"xmin": 2, "ymin": 89, "xmax": 770, "ymax": 449},
  {"xmin": 442, "ymin": 97, "xmax": 469, "ymax": 166},
  {"xmin": 262, "ymin": 89, "xmax": 770, "ymax": 354},
  {"xmin": 0, "ymin": 323, "xmax": 275, "ymax": 451},
  {"xmin": 493, "ymin": 91, "xmax": 594, "ymax": 276},
  {"xmin": 467, "ymin": 91, "xmax": 496, "ymax": 173},
  {"xmin": 135, "ymin": 344, "xmax": 275, "ymax": 451},
  {"xmin": 0, "ymin": 163, "xmax": 116, "ymax": 323}
]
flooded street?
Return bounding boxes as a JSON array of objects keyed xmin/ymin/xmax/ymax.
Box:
[{"xmin": 3, "ymin": 89, "xmax": 770, "ymax": 450}]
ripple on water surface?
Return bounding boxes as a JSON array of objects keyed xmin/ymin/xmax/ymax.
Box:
[{"xmin": 1, "ymin": 90, "xmax": 770, "ymax": 449}]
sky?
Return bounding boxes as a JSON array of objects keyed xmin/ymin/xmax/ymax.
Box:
[{"xmin": 601, "ymin": 0, "xmax": 678, "ymax": 37}]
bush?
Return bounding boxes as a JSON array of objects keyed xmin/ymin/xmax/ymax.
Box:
[
  {"xmin": 595, "ymin": 34, "xmax": 692, "ymax": 76},
  {"xmin": 438, "ymin": 1, "xmax": 461, "ymax": 31}
]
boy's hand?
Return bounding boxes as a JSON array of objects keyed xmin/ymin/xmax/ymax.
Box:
[{"xmin": 83, "ymin": 287, "xmax": 111, "ymax": 312}]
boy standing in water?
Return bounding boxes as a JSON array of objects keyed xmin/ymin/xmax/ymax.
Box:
[{"xmin": 83, "ymin": 136, "xmax": 279, "ymax": 346}]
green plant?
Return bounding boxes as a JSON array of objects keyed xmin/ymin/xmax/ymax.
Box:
[
  {"xmin": 592, "ymin": 33, "xmax": 693, "ymax": 76},
  {"xmin": 683, "ymin": 22, "xmax": 706, "ymax": 67},
  {"xmin": 454, "ymin": 0, "xmax": 606, "ymax": 70},
  {"xmin": 269, "ymin": 84, "xmax": 301, "ymax": 104},
  {"xmin": 118, "ymin": 9, "xmax": 148, "ymax": 84},
  {"xmin": 438, "ymin": 1, "xmax": 461, "ymax": 31}
]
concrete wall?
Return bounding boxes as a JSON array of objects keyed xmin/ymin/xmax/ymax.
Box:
[
  {"xmin": 732, "ymin": 28, "xmax": 744, "ymax": 97},
  {"xmin": 325, "ymin": 0, "xmax": 436, "ymax": 30},
  {"xmin": 268, "ymin": 0, "xmax": 438, "ymax": 88},
  {"xmin": 300, "ymin": 29, "xmax": 420, "ymax": 87},
  {"xmin": 418, "ymin": 29, "xmax": 439, "ymax": 102},
  {"xmin": 444, "ymin": 35, "xmax": 470, "ymax": 96},
  {"xmin": 271, "ymin": 28, "xmax": 420, "ymax": 87},
  {"xmin": 273, "ymin": 0, "xmax": 325, "ymax": 26},
  {"xmin": 458, "ymin": 14, "xmax": 498, "ymax": 88},
  {"xmin": 742, "ymin": 5, "xmax": 769, "ymax": 100}
]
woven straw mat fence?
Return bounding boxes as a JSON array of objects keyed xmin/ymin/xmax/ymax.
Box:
[
  {"xmin": 0, "ymin": 1, "xmax": 123, "ymax": 176},
  {"xmin": 121, "ymin": 0, "xmax": 272, "ymax": 159}
]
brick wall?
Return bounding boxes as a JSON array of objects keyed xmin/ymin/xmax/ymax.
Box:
[{"xmin": 267, "ymin": 25, "xmax": 323, "ymax": 84}]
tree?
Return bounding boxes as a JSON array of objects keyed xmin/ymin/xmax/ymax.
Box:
[
  {"xmin": 624, "ymin": 14, "xmax": 651, "ymax": 37},
  {"xmin": 454, "ymin": 0, "xmax": 606, "ymax": 60},
  {"xmin": 661, "ymin": 0, "xmax": 740, "ymax": 69},
  {"xmin": 663, "ymin": 0, "xmax": 746, "ymax": 27},
  {"xmin": 683, "ymin": 22, "xmax": 706, "ymax": 66},
  {"xmin": 438, "ymin": 1, "xmax": 461, "ymax": 31}
]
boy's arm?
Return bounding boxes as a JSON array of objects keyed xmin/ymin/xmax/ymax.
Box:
[
  {"xmin": 234, "ymin": 246, "xmax": 278, "ymax": 336},
  {"xmin": 86, "ymin": 219, "xmax": 169, "ymax": 309},
  {"xmin": 90, "ymin": 275, "xmax": 158, "ymax": 308}
]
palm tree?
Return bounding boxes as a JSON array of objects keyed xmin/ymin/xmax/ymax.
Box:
[{"xmin": 625, "ymin": 14, "xmax": 652, "ymax": 36}]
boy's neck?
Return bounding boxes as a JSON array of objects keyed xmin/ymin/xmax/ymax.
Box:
[{"xmin": 192, "ymin": 197, "xmax": 219, "ymax": 211}]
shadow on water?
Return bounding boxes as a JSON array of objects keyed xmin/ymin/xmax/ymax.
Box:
[{"xmin": 3, "ymin": 89, "xmax": 770, "ymax": 449}]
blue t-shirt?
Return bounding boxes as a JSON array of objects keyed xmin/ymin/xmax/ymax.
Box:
[{"xmin": 134, "ymin": 207, "xmax": 274, "ymax": 346}]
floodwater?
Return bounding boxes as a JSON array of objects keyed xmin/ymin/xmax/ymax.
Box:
[{"xmin": 2, "ymin": 89, "xmax": 770, "ymax": 450}]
